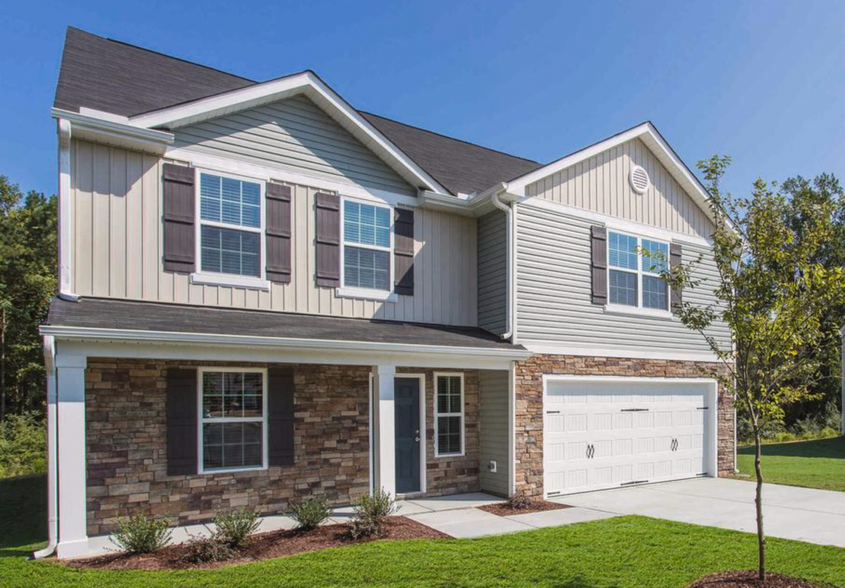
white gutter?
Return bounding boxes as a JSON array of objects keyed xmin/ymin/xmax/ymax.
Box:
[
  {"xmin": 491, "ymin": 190, "xmax": 514, "ymax": 341},
  {"xmin": 39, "ymin": 325, "xmax": 532, "ymax": 360},
  {"xmin": 33, "ymin": 336, "xmax": 58, "ymax": 559}
]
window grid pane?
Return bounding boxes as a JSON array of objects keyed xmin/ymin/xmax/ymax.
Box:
[
  {"xmin": 609, "ymin": 269, "xmax": 637, "ymax": 306},
  {"xmin": 344, "ymin": 246, "xmax": 390, "ymax": 290},
  {"xmin": 436, "ymin": 376, "xmax": 462, "ymax": 455},
  {"xmin": 202, "ymin": 371, "xmax": 264, "ymax": 471},
  {"xmin": 641, "ymin": 239, "xmax": 669, "ymax": 275},
  {"xmin": 437, "ymin": 416, "xmax": 461, "ymax": 455},
  {"xmin": 344, "ymin": 200, "xmax": 390, "ymax": 248},
  {"xmin": 609, "ymin": 232, "xmax": 638, "ymax": 270},
  {"xmin": 642, "ymin": 275, "xmax": 668, "ymax": 310},
  {"xmin": 200, "ymin": 173, "xmax": 260, "ymax": 229},
  {"xmin": 201, "ymin": 226, "xmax": 260, "ymax": 277}
]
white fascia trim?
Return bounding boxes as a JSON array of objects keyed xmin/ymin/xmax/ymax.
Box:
[
  {"xmin": 40, "ymin": 325, "xmax": 532, "ymax": 360},
  {"xmin": 57, "ymin": 119, "xmax": 74, "ymax": 297},
  {"xmin": 165, "ymin": 148, "xmax": 419, "ymax": 208},
  {"xmin": 129, "ymin": 72, "xmax": 449, "ymax": 196},
  {"xmin": 52, "ymin": 108, "xmax": 174, "ymax": 149},
  {"xmin": 524, "ymin": 341, "xmax": 722, "ymax": 363},
  {"xmin": 522, "ymin": 197, "xmax": 712, "ymax": 247}
]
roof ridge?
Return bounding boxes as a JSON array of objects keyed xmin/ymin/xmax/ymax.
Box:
[
  {"xmin": 67, "ymin": 26, "xmax": 258, "ymax": 84},
  {"xmin": 361, "ymin": 110, "xmax": 540, "ymax": 166}
]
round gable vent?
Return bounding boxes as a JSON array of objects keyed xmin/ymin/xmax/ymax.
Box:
[{"xmin": 630, "ymin": 165, "xmax": 650, "ymax": 194}]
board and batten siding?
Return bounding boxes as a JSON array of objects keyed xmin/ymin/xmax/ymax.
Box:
[
  {"xmin": 70, "ymin": 139, "xmax": 477, "ymax": 326},
  {"xmin": 477, "ymin": 210, "xmax": 507, "ymax": 336},
  {"xmin": 479, "ymin": 369, "xmax": 510, "ymax": 496},
  {"xmin": 173, "ymin": 95, "xmax": 415, "ymax": 197},
  {"xmin": 516, "ymin": 201, "xmax": 731, "ymax": 355},
  {"xmin": 526, "ymin": 138, "xmax": 711, "ymax": 239}
]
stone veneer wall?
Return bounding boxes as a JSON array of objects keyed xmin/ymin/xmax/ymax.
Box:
[
  {"xmin": 514, "ymin": 355, "xmax": 735, "ymax": 498},
  {"xmin": 397, "ymin": 369, "xmax": 481, "ymax": 497},
  {"xmin": 85, "ymin": 359, "xmax": 371, "ymax": 536}
]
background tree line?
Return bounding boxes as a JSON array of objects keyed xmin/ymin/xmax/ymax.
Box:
[{"xmin": 0, "ymin": 175, "xmax": 56, "ymax": 477}]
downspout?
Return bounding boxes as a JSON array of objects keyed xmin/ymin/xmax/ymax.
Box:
[
  {"xmin": 33, "ymin": 336, "xmax": 58, "ymax": 559},
  {"xmin": 491, "ymin": 192, "xmax": 514, "ymax": 341}
]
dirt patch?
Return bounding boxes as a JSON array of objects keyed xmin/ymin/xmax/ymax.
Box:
[
  {"xmin": 686, "ymin": 571, "xmax": 828, "ymax": 588},
  {"xmin": 65, "ymin": 517, "xmax": 447, "ymax": 570},
  {"xmin": 478, "ymin": 500, "xmax": 570, "ymax": 517}
]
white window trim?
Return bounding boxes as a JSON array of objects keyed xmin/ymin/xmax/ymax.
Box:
[
  {"xmin": 192, "ymin": 167, "xmax": 268, "ymax": 290},
  {"xmin": 433, "ymin": 372, "xmax": 465, "ymax": 458},
  {"xmin": 197, "ymin": 366, "xmax": 269, "ymax": 475},
  {"xmin": 606, "ymin": 230, "xmax": 672, "ymax": 317},
  {"xmin": 339, "ymin": 195, "xmax": 396, "ymax": 299}
]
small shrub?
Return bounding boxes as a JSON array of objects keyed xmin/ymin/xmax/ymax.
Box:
[
  {"xmin": 349, "ymin": 489, "xmax": 395, "ymax": 539},
  {"xmin": 182, "ymin": 532, "xmax": 235, "ymax": 564},
  {"xmin": 290, "ymin": 496, "xmax": 331, "ymax": 531},
  {"xmin": 213, "ymin": 507, "xmax": 260, "ymax": 548},
  {"xmin": 505, "ymin": 493, "xmax": 534, "ymax": 510},
  {"xmin": 111, "ymin": 513, "xmax": 172, "ymax": 554}
]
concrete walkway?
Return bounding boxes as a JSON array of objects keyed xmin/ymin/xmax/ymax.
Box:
[
  {"xmin": 402, "ymin": 492, "xmax": 616, "ymax": 538},
  {"xmin": 558, "ymin": 477, "xmax": 845, "ymax": 548}
]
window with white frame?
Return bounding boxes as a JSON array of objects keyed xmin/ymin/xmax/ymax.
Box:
[
  {"xmin": 435, "ymin": 374, "xmax": 463, "ymax": 456},
  {"xmin": 343, "ymin": 199, "xmax": 391, "ymax": 291},
  {"xmin": 200, "ymin": 369, "xmax": 266, "ymax": 472},
  {"xmin": 199, "ymin": 172, "xmax": 262, "ymax": 278},
  {"xmin": 608, "ymin": 231, "xmax": 670, "ymax": 311}
]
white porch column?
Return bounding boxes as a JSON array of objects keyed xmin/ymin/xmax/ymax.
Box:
[
  {"xmin": 372, "ymin": 364, "xmax": 396, "ymax": 498},
  {"xmin": 55, "ymin": 351, "xmax": 88, "ymax": 559}
]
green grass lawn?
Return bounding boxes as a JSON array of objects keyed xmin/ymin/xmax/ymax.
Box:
[
  {"xmin": 2, "ymin": 476, "xmax": 844, "ymax": 588},
  {"xmin": 737, "ymin": 436, "xmax": 845, "ymax": 492}
]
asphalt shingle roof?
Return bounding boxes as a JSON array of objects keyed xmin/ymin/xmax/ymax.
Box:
[{"xmin": 54, "ymin": 27, "xmax": 541, "ymax": 195}]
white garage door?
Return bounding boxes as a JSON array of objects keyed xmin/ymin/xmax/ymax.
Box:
[{"xmin": 544, "ymin": 379, "xmax": 713, "ymax": 497}]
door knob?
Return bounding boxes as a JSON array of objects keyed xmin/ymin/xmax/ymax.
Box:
[{"xmin": 415, "ymin": 437, "xmax": 421, "ymax": 442}]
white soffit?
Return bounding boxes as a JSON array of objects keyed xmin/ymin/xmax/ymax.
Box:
[{"xmin": 128, "ymin": 71, "xmax": 450, "ymax": 196}]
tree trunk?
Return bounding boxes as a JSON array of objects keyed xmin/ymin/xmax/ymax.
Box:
[{"xmin": 754, "ymin": 427, "xmax": 766, "ymax": 582}]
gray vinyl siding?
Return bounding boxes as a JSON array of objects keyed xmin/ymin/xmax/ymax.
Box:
[
  {"xmin": 516, "ymin": 201, "xmax": 731, "ymax": 355},
  {"xmin": 477, "ymin": 210, "xmax": 507, "ymax": 335},
  {"xmin": 526, "ymin": 138, "xmax": 711, "ymax": 239},
  {"xmin": 173, "ymin": 95, "xmax": 415, "ymax": 196},
  {"xmin": 479, "ymin": 370, "xmax": 510, "ymax": 496},
  {"xmin": 70, "ymin": 139, "xmax": 477, "ymax": 326}
]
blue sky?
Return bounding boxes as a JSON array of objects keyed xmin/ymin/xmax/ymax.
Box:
[{"xmin": 2, "ymin": 0, "xmax": 844, "ymax": 200}]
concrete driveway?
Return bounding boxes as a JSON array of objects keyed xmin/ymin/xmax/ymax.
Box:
[{"xmin": 558, "ymin": 477, "xmax": 845, "ymax": 548}]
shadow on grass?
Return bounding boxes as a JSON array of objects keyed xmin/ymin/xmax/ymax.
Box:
[
  {"xmin": 0, "ymin": 475, "xmax": 46, "ymax": 556},
  {"xmin": 738, "ymin": 436, "xmax": 845, "ymax": 459}
]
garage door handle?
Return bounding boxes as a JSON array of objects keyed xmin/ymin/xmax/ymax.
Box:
[{"xmin": 546, "ymin": 410, "xmax": 561, "ymax": 414}]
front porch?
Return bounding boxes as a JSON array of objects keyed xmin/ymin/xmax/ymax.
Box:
[{"xmin": 42, "ymin": 297, "xmax": 529, "ymax": 559}]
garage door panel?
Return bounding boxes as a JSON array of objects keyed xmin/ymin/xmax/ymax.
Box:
[{"xmin": 544, "ymin": 380, "xmax": 712, "ymax": 497}]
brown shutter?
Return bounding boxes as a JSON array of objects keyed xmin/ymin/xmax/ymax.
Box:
[
  {"xmin": 166, "ymin": 367, "xmax": 197, "ymax": 476},
  {"xmin": 267, "ymin": 367, "xmax": 295, "ymax": 467},
  {"xmin": 266, "ymin": 183, "xmax": 292, "ymax": 284},
  {"xmin": 162, "ymin": 164, "xmax": 195, "ymax": 273},
  {"xmin": 591, "ymin": 225, "xmax": 608, "ymax": 305},
  {"xmin": 394, "ymin": 208, "xmax": 414, "ymax": 296},
  {"xmin": 670, "ymin": 242, "xmax": 683, "ymax": 314},
  {"xmin": 315, "ymin": 193, "xmax": 340, "ymax": 287}
]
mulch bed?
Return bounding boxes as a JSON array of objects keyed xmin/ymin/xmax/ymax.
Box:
[
  {"xmin": 686, "ymin": 571, "xmax": 828, "ymax": 588},
  {"xmin": 478, "ymin": 500, "xmax": 570, "ymax": 517},
  {"xmin": 64, "ymin": 517, "xmax": 447, "ymax": 570}
]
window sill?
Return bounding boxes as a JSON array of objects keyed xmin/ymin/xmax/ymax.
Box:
[
  {"xmin": 336, "ymin": 287, "xmax": 397, "ymax": 303},
  {"xmin": 604, "ymin": 304, "xmax": 673, "ymax": 320},
  {"xmin": 200, "ymin": 465, "xmax": 268, "ymax": 475},
  {"xmin": 434, "ymin": 452, "xmax": 465, "ymax": 459},
  {"xmin": 191, "ymin": 272, "xmax": 270, "ymax": 291}
]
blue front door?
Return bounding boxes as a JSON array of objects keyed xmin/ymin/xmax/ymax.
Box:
[{"xmin": 395, "ymin": 378, "xmax": 421, "ymax": 494}]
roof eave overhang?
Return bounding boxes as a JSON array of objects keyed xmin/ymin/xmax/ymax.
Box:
[
  {"xmin": 125, "ymin": 71, "xmax": 450, "ymax": 196},
  {"xmin": 41, "ymin": 325, "xmax": 531, "ymax": 369},
  {"xmin": 52, "ymin": 108, "xmax": 175, "ymax": 155}
]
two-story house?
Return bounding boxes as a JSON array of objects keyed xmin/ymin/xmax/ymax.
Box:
[{"xmin": 40, "ymin": 27, "xmax": 734, "ymax": 559}]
